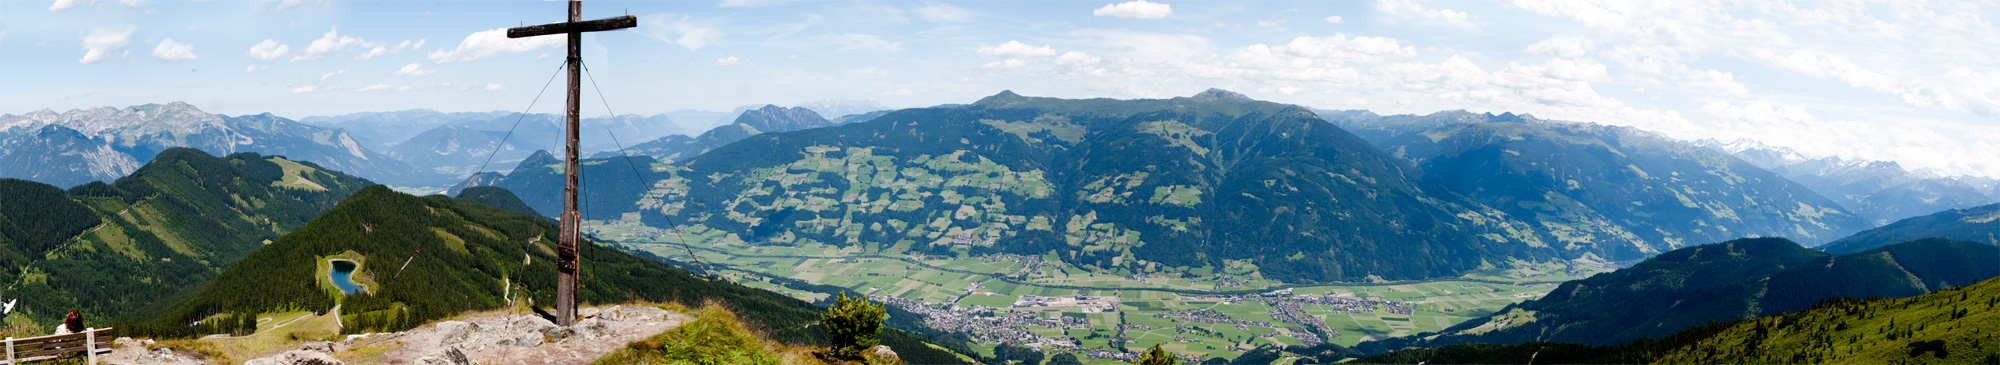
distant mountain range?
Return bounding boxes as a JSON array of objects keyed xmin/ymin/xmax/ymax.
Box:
[
  {"xmin": 0, "ymin": 103, "xmax": 420, "ymax": 187},
  {"xmin": 796, "ymin": 99, "xmax": 888, "ymax": 119},
  {"xmin": 1698, "ymin": 138, "xmax": 1996, "ymax": 225},
  {"xmin": 298, "ymin": 109, "xmax": 513, "ymax": 152},
  {"xmin": 589, "ymin": 105, "xmax": 839, "ymax": 163},
  {"xmin": 1329, "ymin": 110, "xmax": 1868, "ymax": 256},
  {"xmin": 1817, "ymin": 201, "xmax": 2000, "ymax": 254},
  {"xmin": 0, "ymin": 100, "xmax": 883, "ymax": 191},
  {"xmin": 1357, "ymin": 237, "xmax": 1999, "ymax": 351}
]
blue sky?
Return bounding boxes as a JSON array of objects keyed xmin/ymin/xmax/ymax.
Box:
[{"xmin": 3, "ymin": 0, "xmax": 1998, "ymax": 177}]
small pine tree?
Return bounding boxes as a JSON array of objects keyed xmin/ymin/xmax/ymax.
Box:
[
  {"xmin": 1137, "ymin": 344, "xmax": 1177, "ymax": 365},
  {"xmin": 822, "ymin": 292, "xmax": 886, "ymax": 360}
]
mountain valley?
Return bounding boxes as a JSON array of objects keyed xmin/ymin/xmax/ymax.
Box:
[{"xmin": 0, "ymin": 91, "xmax": 1989, "ymax": 363}]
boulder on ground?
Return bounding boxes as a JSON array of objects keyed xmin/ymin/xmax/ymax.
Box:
[
  {"xmin": 415, "ymin": 347, "xmax": 470, "ymax": 365},
  {"xmin": 871, "ymin": 345, "xmax": 901, "ymax": 363},
  {"xmin": 244, "ymin": 350, "xmax": 343, "ymax": 365}
]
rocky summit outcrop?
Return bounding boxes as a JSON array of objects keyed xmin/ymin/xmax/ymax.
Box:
[
  {"xmin": 241, "ymin": 305, "xmax": 689, "ymax": 365},
  {"xmin": 244, "ymin": 349, "xmax": 343, "ymax": 365},
  {"xmin": 103, "ymin": 337, "xmax": 207, "ymax": 364}
]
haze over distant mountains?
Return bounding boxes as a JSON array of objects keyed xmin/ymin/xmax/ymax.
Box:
[
  {"xmin": 0, "ymin": 99, "xmax": 889, "ymax": 191},
  {"xmin": 0, "ymin": 102, "xmax": 418, "ymax": 187},
  {"xmin": 1698, "ymin": 138, "xmax": 1997, "ymax": 225}
]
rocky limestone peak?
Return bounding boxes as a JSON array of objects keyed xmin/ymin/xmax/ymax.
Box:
[
  {"xmin": 1190, "ymin": 88, "xmax": 1251, "ymax": 101},
  {"xmin": 36, "ymin": 102, "xmax": 226, "ymax": 138},
  {"xmin": 733, "ymin": 104, "xmax": 830, "ymax": 133}
]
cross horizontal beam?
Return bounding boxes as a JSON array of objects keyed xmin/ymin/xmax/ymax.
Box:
[{"xmin": 506, "ymin": 15, "xmax": 637, "ymax": 38}]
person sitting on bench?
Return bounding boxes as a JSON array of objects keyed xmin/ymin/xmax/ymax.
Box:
[{"xmin": 52, "ymin": 311, "xmax": 81, "ymax": 335}]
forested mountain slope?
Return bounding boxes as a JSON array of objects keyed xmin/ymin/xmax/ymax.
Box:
[
  {"xmin": 1818, "ymin": 202, "xmax": 2000, "ymax": 254},
  {"xmin": 577, "ymin": 90, "xmax": 1562, "ymax": 283},
  {"xmin": 1361, "ymin": 272, "xmax": 2000, "ymax": 364},
  {"xmin": 1330, "ymin": 111, "xmax": 1869, "ymax": 258},
  {"xmin": 0, "ymin": 147, "xmax": 370, "ymax": 325},
  {"xmin": 133, "ymin": 185, "xmax": 966, "ymax": 362},
  {"xmin": 1356, "ymin": 237, "xmax": 1998, "ymax": 352}
]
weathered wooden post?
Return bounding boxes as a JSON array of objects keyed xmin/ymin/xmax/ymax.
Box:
[
  {"xmin": 5, "ymin": 336, "xmax": 13, "ymax": 364},
  {"xmin": 84, "ymin": 328, "xmax": 94, "ymax": 365},
  {"xmin": 503, "ymin": 0, "xmax": 636, "ymax": 326}
]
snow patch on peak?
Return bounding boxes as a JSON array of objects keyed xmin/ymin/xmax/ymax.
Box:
[{"xmin": 1693, "ymin": 138, "xmax": 1811, "ymax": 169}]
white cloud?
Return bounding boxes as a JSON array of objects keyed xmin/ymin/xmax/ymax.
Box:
[
  {"xmin": 1525, "ymin": 35, "xmax": 1593, "ymax": 59},
  {"xmin": 356, "ymin": 47, "xmax": 389, "ymax": 60},
  {"xmin": 357, "ymin": 84, "xmax": 393, "ymax": 92},
  {"xmin": 79, "ymin": 25, "xmax": 135, "ymax": 65},
  {"xmin": 983, "ymin": 59, "xmax": 1029, "ymax": 69},
  {"xmin": 980, "ymin": 33, "xmax": 1700, "ymax": 144},
  {"xmin": 395, "ymin": 63, "xmax": 433, "ymax": 76},
  {"xmin": 1695, "ymin": 99, "xmax": 2000, "ymax": 176},
  {"xmin": 246, "ymin": 39, "xmax": 290, "ymax": 61},
  {"xmin": 883, "ymin": 88, "xmax": 913, "ymax": 96},
  {"xmin": 1267, "ymin": 34, "xmax": 1415, "ymax": 62},
  {"xmin": 1376, "ymin": 0, "xmax": 1477, "ymax": 30},
  {"xmin": 271, "ymin": 0, "xmax": 320, "ymax": 13},
  {"xmin": 485, "ymin": 83, "xmax": 505, "ymax": 91},
  {"xmin": 0, "ymin": 29, "xmax": 9, "ymax": 44},
  {"xmin": 291, "ymin": 85, "xmax": 318, "ymax": 94},
  {"xmin": 49, "ymin": 0, "xmax": 91, "ymax": 12},
  {"xmin": 245, "ymin": 65, "xmax": 269, "ymax": 73},
  {"xmin": 917, "ymin": 3, "xmax": 973, "ymax": 22},
  {"xmin": 1323, "ymin": 15, "xmax": 1345, "ymax": 23},
  {"xmin": 639, "ymin": 14, "xmax": 725, "ymax": 51},
  {"xmin": 319, "ymin": 69, "xmax": 347, "ymax": 81},
  {"xmin": 978, "ymin": 41, "xmax": 1057, "ymax": 58},
  {"xmin": 152, "ymin": 38, "xmax": 197, "ymax": 62},
  {"xmin": 1094, "ymin": 0, "xmax": 1172, "ymax": 19},
  {"xmin": 815, "ymin": 33, "xmax": 902, "ymax": 52},
  {"xmin": 291, "ymin": 27, "xmax": 378, "ymax": 62},
  {"xmin": 1068, "ymin": 29, "xmax": 1210, "ymax": 63},
  {"xmin": 1257, "ymin": 19, "xmax": 1288, "ymax": 27},
  {"xmin": 715, "ymin": 56, "xmax": 745, "ymax": 66},
  {"xmin": 1056, "ymin": 51, "xmax": 1102, "ymax": 66},
  {"xmin": 396, "ymin": 86, "xmax": 412, "ymax": 92},
  {"xmin": 718, "ymin": 0, "xmax": 789, "ymax": 7},
  {"xmin": 1684, "ymin": 69, "xmax": 1748, "ymax": 96},
  {"xmin": 427, "ymin": 28, "xmax": 561, "ymax": 63},
  {"xmin": 356, "ymin": 38, "xmax": 424, "ymax": 61}
]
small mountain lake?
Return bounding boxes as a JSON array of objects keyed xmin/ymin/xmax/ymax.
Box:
[{"xmin": 329, "ymin": 259, "xmax": 366, "ymax": 295}]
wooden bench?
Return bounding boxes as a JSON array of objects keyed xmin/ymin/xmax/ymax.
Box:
[{"xmin": 2, "ymin": 327, "xmax": 112, "ymax": 364}]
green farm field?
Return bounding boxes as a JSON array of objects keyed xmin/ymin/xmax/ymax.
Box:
[{"xmin": 594, "ymin": 226, "xmax": 1596, "ymax": 361}]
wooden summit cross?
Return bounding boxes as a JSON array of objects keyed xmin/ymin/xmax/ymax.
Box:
[{"xmin": 506, "ymin": 0, "xmax": 635, "ymax": 327}]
